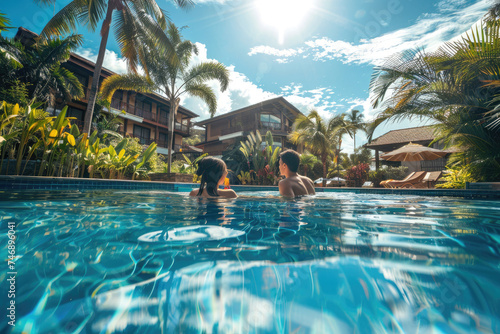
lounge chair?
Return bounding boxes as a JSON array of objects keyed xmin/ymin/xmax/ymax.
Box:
[
  {"xmin": 385, "ymin": 171, "xmax": 427, "ymax": 188},
  {"xmin": 404, "ymin": 171, "xmax": 443, "ymax": 188},
  {"xmin": 380, "ymin": 172, "xmax": 415, "ymax": 188}
]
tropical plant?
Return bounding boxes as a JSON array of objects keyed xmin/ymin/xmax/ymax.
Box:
[
  {"xmin": 436, "ymin": 165, "xmax": 476, "ymax": 189},
  {"xmin": 0, "ymin": 33, "xmax": 84, "ymax": 106},
  {"xmin": 238, "ymin": 130, "xmax": 281, "ymax": 184},
  {"xmin": 299, "ymin": 153, "xmax": 318, "ymax": 177},
  {"xmin": 100, "ymin": 22, "xmax": 229, "ymax": 173},
  {"xmin": 237, "ymin": 170, "xmax": 254, "ymax": 185},
  {"xmin": 289, "ymin": 110, "xmax": 350, "ymax": 186},
  {"xmin": 0, "ymin": 12, "xmax": 11, "ymax": 34},
  {"xmin": 368, "ymin": 170, "xmax": 386, "ymax": 188},
  {"xmin": 94, "ymin": 110, "xmax": 124, "ymax": 144},
  {"xmin": 131, "ymin": 142, "xmax": 157, "ymax": 180},
  {"xmin": 343, "ymin": 109, "xmax": 365, "ymax": 150},
  {"xmin": 369, "ymin": 8, "xmax": 500, "ymax": 181},
  {"xmin": 38, "ymin": 0, "xmax": 195, "ymax": 135},
  {"xmin": 345, "ymin": 163, "xmax": 370, "ymax": 187}
]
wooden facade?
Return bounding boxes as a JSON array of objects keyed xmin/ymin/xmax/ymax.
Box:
[
  {"xmin": 14, "ymin": 27, "xmax": 199, "ymax": 157},
  {"xmin": 196, "ymin": 97, "xmax": 304, "ymax": 156}
]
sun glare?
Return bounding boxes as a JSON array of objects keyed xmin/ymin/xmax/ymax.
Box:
[{"xmin": 255, "ymin": 0, "xmax": 313, "ymax": 44}]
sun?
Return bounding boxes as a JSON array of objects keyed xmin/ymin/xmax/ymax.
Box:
[{"xmin": 255, "ymin": 0, "xmax": 313, "ymax": 44}]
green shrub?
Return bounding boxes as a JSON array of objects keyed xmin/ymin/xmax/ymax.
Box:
[
  {"xmin": 384, "ymin": 166, "xmax": 409, "ymax": 180},
  {"xmin": 368, "ymin": 170, "xmax": 386, "ymax": 188},
  {"xmin": 436, "ymin": 166, "xmax": 476, "ymax": 189}
]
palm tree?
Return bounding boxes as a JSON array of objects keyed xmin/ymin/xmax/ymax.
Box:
[
  {"xmin": 0, "ymin": 12, "xmax": 11, "ymax": 34},
  {"xmin": 100, "ymin": 23, "xmax": 229, "ymax": 173},
  {"xmin": 0, "ymin": 34, "xmax": 84, "ymax": 106},
  {"xmin": 37, "ymin": 0, "xmax": 194, "ymax": 135},
  {"xmin": 369, "ymin": 12, "xmax": 500, "ymax": 181},
  {"xmin": 344, "ymin": 109, "xmax": 365, "ymax": 150},
  {"xmin": 289, "ymin": 110, "xmax": 349, "ymax": 186},
  {"xmin": 300, "ymin": 153, "xmax": 318, "ymax": 177}
]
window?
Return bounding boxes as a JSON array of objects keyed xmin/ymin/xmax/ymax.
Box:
[
  {"xmin": 260, "ymin": 141, "xmax": 282, "ymax": 150},
  {"xmin": 260, "ymin": 113, "xmax": 281, "ymax": 123},
  {"xmin": 135, "ymin": 99, "xmax": 152, "ymax": 116},
  {"xmin": 110, "ymin": 91, "xmax": 124, "ymax": 110},
  {"xmin": 66, "ymin": 107, "xmax": 84, "ymax": 121},
  {"xmin": 112, "ymin": 90, "xmax": 123, "ymax": 100},
  {"xmin": 158, "ymin": 107, "xmax": 169, "ymax": 125},
  {"xmin": 74, "ymin": 73, "xmax": 88, "ymax": 87},
  {"xmin": 260, "ymin": 113, "xmax": 281, "ymax": 130},
  {"xmin": 133, "ymin": 125, "xmax": 151, "ymax": 145},
  {"xmin": 158, "ymin": 132, "xmax": 168, "ymax": 147}
]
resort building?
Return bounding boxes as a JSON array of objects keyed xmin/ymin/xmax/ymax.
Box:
[
  {"xmin": 14, "ymin": 27, "xmax": 201, "ymax": 157},
  {"xmin": 195, "ymin": 97, "xmax": 304, "ymax": 157},
  {"xmin": 366, "ymin": 125, "xmax": 449, "ymax": 172}
]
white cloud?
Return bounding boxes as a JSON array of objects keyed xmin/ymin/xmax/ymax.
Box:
[
  {"xmin": 181, "ymin": 42, "xmax": 276, "ymax": 119},
  {"xmin": 248, "ymin": 0, "xmax": 491, "ymax": 65},
  {"xmin": 248, "ymin": 46, "xmax": 304, "ymax": 59},
  {"xmin": 77, "ymin": 48, "xmax": 130, "ymax": 74}
]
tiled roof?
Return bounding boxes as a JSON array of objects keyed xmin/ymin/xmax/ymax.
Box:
[
  {"xmin": 195, "ymin": 96, "xmax": 303, "ymax": 126},
  {"xmin": 366, "ymin": 126, "xmax": 436, "ymax": 148}
]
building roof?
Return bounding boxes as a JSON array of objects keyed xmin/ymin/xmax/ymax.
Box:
[
  {"xmin": 365, "ymin": 126, "xmax": 436, "ymax": 152},
  {"xmin": 14, "ymin": 27, "xmax": 198, "ymax": 119},
  {"xmin": 195, "ymin": 96, "xmax": 303, "ymax": 126}
]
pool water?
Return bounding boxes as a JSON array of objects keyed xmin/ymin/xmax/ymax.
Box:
[{"xmin": 1, "ymin": 190, "xmax": 499, "ymax": 333}]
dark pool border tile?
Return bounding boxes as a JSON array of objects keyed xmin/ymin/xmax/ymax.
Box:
[{"xmin": 0, "ymin": 176, "xmax": 499, "ymax": 199}]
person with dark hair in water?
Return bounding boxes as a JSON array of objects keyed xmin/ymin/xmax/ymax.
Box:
[
  {"xmin": 278, "ymin": 150, "xmax": 315, "ymax": 197},
  {"xmin": 190, "ymin": 157, "xmax": 237, "ymax": 198}
]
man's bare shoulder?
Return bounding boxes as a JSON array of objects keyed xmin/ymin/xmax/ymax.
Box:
[{"xmin": 298, "ymin": 175, "xmax": 316, "ymax": 194}]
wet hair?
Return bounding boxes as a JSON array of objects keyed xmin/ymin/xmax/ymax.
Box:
[
  {"xmin": 196, "ymin": 157, "xmax": 226, "ymax": 197},
  {"xmin": 279, "ymin": 149, "xmax": 300, "ymax": 173}
]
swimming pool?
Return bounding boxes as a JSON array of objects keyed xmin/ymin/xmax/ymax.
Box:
[{"xmin": 1, "ymin": 189, "xmax": 499, "ymax": 333}]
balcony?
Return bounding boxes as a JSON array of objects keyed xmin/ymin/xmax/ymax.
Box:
[
  {"xmin": 158, "ymin": 116, "xmax": 169, "ymax": 126},
  {"xmin": 110, "ymin": 99, "xmax": 157, "ymax": 122},
  {"xmin": 174, "ymin": 122, "xmax": 190, "ymax": 135},
  {"xmin": 261, "ymin": 121, "xmax": 281, "ymax": 131}
]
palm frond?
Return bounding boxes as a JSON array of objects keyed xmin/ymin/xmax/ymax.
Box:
[
  {"xmin": 183, "ymin": 82, "xmax": 217, "ymax": 116},
  {"xmin": 100, "ymin": 74, "xmax": 155, "ymax": 101},
  {"xmin": 181, "ymin": 61, "xmax": 230, "ymax": 94},
  {"xmin": 39, "ymin": 0, "xmax": 87, "ymax": 39}
]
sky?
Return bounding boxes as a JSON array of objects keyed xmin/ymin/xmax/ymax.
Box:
[{"xmin": 1, "ymin": 0, "xmax": 494, "ymax": 153}]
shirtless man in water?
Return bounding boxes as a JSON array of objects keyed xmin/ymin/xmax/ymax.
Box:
[{"xmin": 278, "ymin": 150, "xmax": 315, "ymax": 197}]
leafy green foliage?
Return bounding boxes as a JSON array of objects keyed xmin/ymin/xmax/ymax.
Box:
[
  {"xmin": 0, "ymin": 33, "xmax": 84, "ymax": 106},
  {"xmin": 368, "ymin": 9, "xmax": 500, "ymax": 181},
  {"xmin": 0, "ymin": 100, "xmax": 158, "ymax": 179},
  {"xmin": 238, "ymin": 130, "xmax": 281, "ymax": 185},
  {"xmin": 436, "ymin": 166, "xmax": 476, "ymax": 189}
]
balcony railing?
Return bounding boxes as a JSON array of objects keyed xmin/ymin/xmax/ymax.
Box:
[
  {"xmin": 261, "ymin": 121, "xmax": 282, "ymax": 131},
  {"xmin": 158, "ymin": 116, "xmax": 168, "ymax": 126},
  {"xmin": 174, "ymin": 122, "xmax": 189, "ymax": 134},
  {"xmin": 110, "ymin": 98, "xmax": 158, "ymax": 122}
]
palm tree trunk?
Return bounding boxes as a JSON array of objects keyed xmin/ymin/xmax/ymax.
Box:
[
  {"xmin": 83, "ymin": 2, "xmax": 114, "ymax": 135},
  {"xmin": 167, "ymin": 98, "xmax": 180, "ymax": 174},
  {"xmin": 322, "ymin": 155, "xmax": 327, "ymax": 187}
]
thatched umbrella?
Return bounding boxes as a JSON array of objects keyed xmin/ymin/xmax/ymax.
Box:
[{"xmin": 381, "ymin": 142, "xmax": 447, "ymax": 161}]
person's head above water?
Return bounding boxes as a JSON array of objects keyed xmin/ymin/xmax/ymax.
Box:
[
  {"xmin": 196, "ymin": 157, "xmax": 228, "ymax": 197},
  {"xmin": 279, "ymin": 149, "xmax": 300, "ymax": 174}
]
